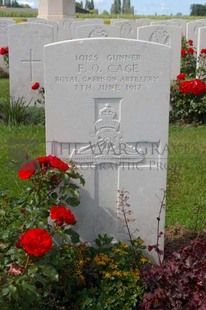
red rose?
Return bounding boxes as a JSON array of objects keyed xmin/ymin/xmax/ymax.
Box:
[
  {"xmin": 188, "ymin": 39, "xmax": 193, "ymax": 46},
  {"xmin": 50, "ymin": 205, "xmax": 76, "ymax": 226},
  {"xmin": 18, "ymin": 160, "xmax": 37, "ymax": 180},
  {"xmin": 179, "ymin": 80, "xmax": 192, "ymax": 94},
  {"xmin": 32, "ymin": 82, "xmax": 40, "ymax": 90},
  {"xmin": 187, "ymin": 47, "xmax": 194, "ymax": 54},
  {"xmin": 200, "ymin": 48, "xmax": 206, "ymax": 54},
  {"xmin": 177, "ymin": 73, "xmax": 186, "ymax": 80},
  {"xmin": 48, "ymin": 155, "xmax": 69, "ymax": 172},
  {"xmin": 0, "ymin": 47, "xmax": 6, "ymax": 55},
  {"xmin": 36, "ymin": 156, "xmax": 51, "ymax": 171},
  {"xmin": 20, "ymin": 228, "xmax": 52, "ymax": 257},
  {"xmin": 181, "ymin": 49, "xmax": 187, "ymax": 56},
  {"xmin": 18, "ymin": 155, "xmax": 69, "ymax": 180},
  {"xmin": 191, "ymin": 79, "xmax": 206, "ymax": 95}
]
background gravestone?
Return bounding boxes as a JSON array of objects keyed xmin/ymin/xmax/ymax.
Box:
[
  {"xmin": 197, "ymin": 27, "xmax": 206, "ymax": 63},
  {"xmin": 186, "ymin": 20, "xmax": 206, "ymax": 48},
  {"xmin": 72, "ymin": 24, "xmax": 121, "ymax": 39},
  {"xmin": 167, "ymin": 19, "xmax": 186, "ymax": 37},
  {"xmin": 112, "ymin": 20, "xmax": 137, "ymax": 39},
  {"xmin": 58, "ymin": 18, "xmax": 75, "ymax": 40},
  {"xmin": 137, "ymin": 25, "xmax": 181, "ymax": 80},
  {"xmin": 44, "ymin": 38, "xmax": 171, "ymax": 261},
  {"xmin": 8, "ymin": 23, "xmax": 57, "ymax": 105},
  {"xmin": 0, "ymin": 19, "xmax": 14, "ymax": 71},
  {"xmin": 135, "ymin": 19, "xmax": 151, "ymax": 27}
]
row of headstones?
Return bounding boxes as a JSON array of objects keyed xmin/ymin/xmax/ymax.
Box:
[
  {"xmin": 3, "ymin": 17, "xmax": 206, "ymax": 44},
  {"xmin": 1, "ymin": 18, "xmax": 206, "ymax": 105}
]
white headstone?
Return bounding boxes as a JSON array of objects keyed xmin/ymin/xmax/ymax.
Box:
[
  {"xmin": 135, "ymin": 19, "xmax": 151, "ymax": 27},
  {"xmin": 28, "ymin": 19, "xmax": 59, "ymax": 41},
  {"xmin": 197, "ymin": 26, "xmax": 206, "ymax": 56},
  {"xmin": 72, "ymin": 24, "xmax": 121, "ymax": 39},
  {"xmin": 38, "ymin": 0, "xmax": 76, "ymax": 20},
  {"xmin": 0, "ymin": 19, "xmax": 14, "ymax": 71},
  {"xmin": 151, "ymin": 19, "xmax": 185, "ymax": 36},
  {"xmin": 151, "ymin": 20, "xmax": 168, "ymax": 25},
  {"xmin": 137, "ymin": 25, "xmax": 181, "ymax": 80},
  {"xmin": 112, "ymin": 20, "xmax": 137, "ymax": 39},
  {"xmin": 71, "ymin": 20, "xmax": 109, "ymax": 37},
  {"xmin": 167, "ymin": 19, "xmax": 186, "ymax": 37},
  {"xmin": 186, "ymin": 20, "xmax": 206, "ymax": 48},
  {"xmin": 44, "ymin": 38, "xmax": 171, "ymax": 261},
  {"xmin": 8, "ymin": 23, "xmax": 57, "ymax": 105},
  {"xmin": 58, "ymin": 18, "xmax": 75, "ymax": 40}
]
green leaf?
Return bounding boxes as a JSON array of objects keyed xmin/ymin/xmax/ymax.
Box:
[
  {"xmin": 50, "ymin": 192, "xmax": 58, "ymax": 200},
  {"xmin": 39, "ymin": 265, "xmax": 59, "ymax": 282},
  {"xmin": 21, "ymin": 282, "xmax": 39, "ymax": 296},
  {"xmin": 64, "ymin": 228, "xmax": 80, "ymax": 244},
  {"xmin": 66, "ymin": 196, "xmax": 80, "ymax": 207},
  {"xmin": 8, "ymin": 284, "xmax": 18, "ymax": 299}
]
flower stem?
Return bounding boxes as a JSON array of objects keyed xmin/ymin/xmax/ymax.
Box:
[{"xmin": 23, "ymin": 255, "xmax": 30, "ymax": 274}]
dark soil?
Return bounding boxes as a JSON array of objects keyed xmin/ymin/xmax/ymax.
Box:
[{"xmin": 164, "ymin": 224, "xmax": 206, "ymax": 258}]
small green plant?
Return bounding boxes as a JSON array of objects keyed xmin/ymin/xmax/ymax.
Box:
[
  {"xmin": 0, "ymin": 67, "xmax": 9, "ymax": 79},
  {"xmin": 0, "ymin": 97, "xmax": 30, "ymax": 125},
  {"xmin": 24, "ymin": 106, "xmax": 45, "ymax": 125}
]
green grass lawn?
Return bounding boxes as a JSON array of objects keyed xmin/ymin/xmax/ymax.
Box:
[
  {"xmin": 0, "ymin": 123, "xmax": 206, "ymax": 231},
  {"xmin": 166, "ymin": 125, "xmax": 206, "ymax": 230},
  {"xmin": 0, "ymin": 124, "xmax": 45, "ymax": 196},
  {"xmin": 0, "ymin": 78, "xmax": 9, "ymax": 99}
]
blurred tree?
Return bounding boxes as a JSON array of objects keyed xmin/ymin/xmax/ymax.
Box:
[
  {"xmin": 110, "ymin": 0, "xmax": 121, "ymax": 14},
  {"xmin": 190, "ymin": 4, "xmax": 206, "ymax": 16},
  {"xmin": 76, "ymin": 1, "xmax": 83, "ymax": 8},
  {"xmin": 101, "ymin": 10, "xmax": 110, "ymax": 15},
  {"xmin": 90, "ymin": 0, "xmax": 94, "ymax": 10},
  {"xmin": 85, "ymin": 0, "xmax": 95, "ymax": 10}
]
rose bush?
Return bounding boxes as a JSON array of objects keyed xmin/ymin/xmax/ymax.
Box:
[
  {"xmin": 0, "ymin": 46, "xmax": 9, "ymax": 68},
  {"xmin": 170, "ymin": 39, "xmax": 206, "ymax": 124},
  {"xmin": 0, "ymin": 154, "xmax": 85, "ymax": 309},
  {"xmin": 0, "ymin": 155, "xmax": 149, "ymax": 309},
  {"xmin": 31, "ymin": 82, "xmax": 45, "ymax": 105}
]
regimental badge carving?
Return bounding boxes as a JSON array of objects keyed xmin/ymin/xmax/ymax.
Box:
[
  {"xmin": 149, "ymin": 27, "xmax": 170, "ymax": 46},
  {"xmin": 89, "ymin": 26, "xmax": 108, "ymax": 37},
  {"xmin": 62, "ymin": 20, "xmax": 72, "ymax": 28},
  {"xmin": 71, "ymin": 104, "xmax": 144, "ymax": 165},
  {"xmin": 121, "ymin": 22, "xmax": 133, "ymax": 36},
  {"xmin": 0, "ymin": 24, "xmax": 7, "ymax": 35}
]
